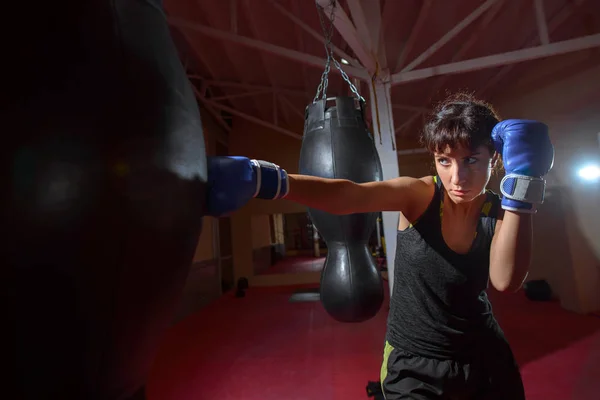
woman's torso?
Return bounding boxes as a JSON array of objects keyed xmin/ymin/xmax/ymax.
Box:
[{"xmin": 386, "ymin": 176, "xmax": 502, "ymax": 360}]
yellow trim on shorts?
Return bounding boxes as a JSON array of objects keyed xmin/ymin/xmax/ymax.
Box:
[{"xmin": 380, "ymin": 340, "xmax": 395, "ymax": 389}]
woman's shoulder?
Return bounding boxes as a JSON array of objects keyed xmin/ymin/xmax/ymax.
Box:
[
  {"xmin": 414, "ymin": 175, "xmax": 438, "ymax": 193},
  {"xmin": 419, "ymin": 175, "xmax": 437, "ymax": 186},
  {"xmin": 401, "ymin": 175, "xmax": 438, "ymax": 222}
]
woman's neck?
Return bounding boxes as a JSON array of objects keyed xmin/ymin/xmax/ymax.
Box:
[{"xmin": 443, "ymin": 189, "xmax": 487, "ymax": 219}]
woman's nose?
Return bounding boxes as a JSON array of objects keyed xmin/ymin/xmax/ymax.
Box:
[{"xmin": 451, "ymin": 164, "xmax": 468, "ymax": 186}]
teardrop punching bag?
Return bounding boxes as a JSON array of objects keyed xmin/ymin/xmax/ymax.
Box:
[
  {"xmin": 4, "ymin": 1, "xmax": 206, "ymax": 399},
  {"xmin": 299, "ymin": 97, "xmax": 384, "ymax": 323}
]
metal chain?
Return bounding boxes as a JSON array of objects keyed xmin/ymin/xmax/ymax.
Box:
[
  {"xmin": 313, "ymin": 0, "xmax": 334, "ymax": 103},
  {"xmin": 313, "ymin": 0, "xmax": 365, "ymax": 103}
]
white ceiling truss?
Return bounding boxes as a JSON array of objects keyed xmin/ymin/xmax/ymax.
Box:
[{"xmin": 167, "ymin": 0, "xmax": 599, "ymax": 145}]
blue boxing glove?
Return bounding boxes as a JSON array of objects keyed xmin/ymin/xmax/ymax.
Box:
[
  {"xmin": 492, "ymin": 120, "xmax": 554, "ymax": 213},
  {"xmin": 206, "ymin": 156, "xmax": 289, "ymax": 217}
]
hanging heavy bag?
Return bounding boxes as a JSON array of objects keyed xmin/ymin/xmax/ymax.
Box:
[
  {"xmin": 299, "ymin": 97, "xmax": 384, "ymax": 323},
  {"xmin": 6, "ymin": 1, "xmax": 207, "ymax": 398}
]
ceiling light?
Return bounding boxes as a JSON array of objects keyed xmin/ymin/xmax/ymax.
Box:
[
  {"xmin": 578, "ymin": 164, "xmax": 600, "ymax": 181},
  {"xmin": 340, "ymin": 58, "xmax": 349, "ymax": 65}
]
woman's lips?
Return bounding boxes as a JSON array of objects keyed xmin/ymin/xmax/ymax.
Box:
[{"xmin": 452, "ymin": 189, "xmax": 470, "ymax": 196}]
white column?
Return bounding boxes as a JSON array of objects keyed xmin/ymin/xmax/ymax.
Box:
[{"xmin": 368, "ymin": 78, "xmax": 400, "ymax": 293}]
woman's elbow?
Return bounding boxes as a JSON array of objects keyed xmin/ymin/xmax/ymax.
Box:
[
  {"xmin": 490, "ymin": 271, "xmax": 528, "ymax": 293},
  {"xmin": 491, "ymin": 279, "xmax": 520, "ymax": 293}
]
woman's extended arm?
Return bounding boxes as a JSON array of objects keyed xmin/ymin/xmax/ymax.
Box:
[
  {"xmin": 285, "ymin": 174, "xmax": 431, "ymax": 215},
  {"xmin": 489, "ymin": 210, "xmax": 533, "ymax": 292}
]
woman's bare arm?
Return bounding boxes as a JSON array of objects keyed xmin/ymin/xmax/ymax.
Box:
[
  {"xmin": 489, "ymin": 210, "xmax": 533, "ymax": 292},
  {"xmin": 285, "ymin": 174, "xmax": 432, "ymax": 215}
]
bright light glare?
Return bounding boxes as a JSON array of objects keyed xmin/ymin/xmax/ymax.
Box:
[
  {"xmin": 578, "ymin": 164, "xmax": 600, "ymax": 181},
  {"xmin": 340, "ymin": 58, "xmax": 349, "ymax": 65}
]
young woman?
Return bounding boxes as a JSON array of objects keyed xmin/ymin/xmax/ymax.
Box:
[{"xmin": 207, "ymin": 93, "xmax": 554, "ymax": 399}]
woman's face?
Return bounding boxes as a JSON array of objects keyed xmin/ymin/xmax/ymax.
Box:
[{"xmin": 434, "ymin": 144, "xmax": 497, "ymax": 204}]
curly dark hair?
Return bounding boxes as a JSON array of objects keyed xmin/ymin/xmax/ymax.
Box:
[{"xmin": 420, "ymin": 92, "xmax": 501, "ymax": 155}]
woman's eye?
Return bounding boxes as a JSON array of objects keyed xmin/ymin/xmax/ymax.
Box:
[
  {"xmin": 466, "ymin": 157, "xmax": 478, "ymax": 165},
  {"xmin": 438, "ymin": 158, "xmax": 450, "ymax": 166}
]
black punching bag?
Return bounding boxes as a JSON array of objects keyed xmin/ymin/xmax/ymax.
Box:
[
  {"xmin": 299, "ymin": 97, "xmax": 384, "ymax": 323},
  {"xmin": 4, "ymin": 1, "xmax": 206, "ymax": 399}
]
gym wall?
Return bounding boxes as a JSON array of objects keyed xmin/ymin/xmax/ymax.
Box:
[
  {"xmin": 495, "ymin": 62, "xmax": 600, "ymax": 314},
  {"xmin": 252, "ymin": 215, "xmax": 273, "ymax": 274}
]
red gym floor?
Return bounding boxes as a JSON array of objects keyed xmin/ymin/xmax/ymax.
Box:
[{"xmin": 148, "ymin": 257, "xmax": 600, "ymax": 400}]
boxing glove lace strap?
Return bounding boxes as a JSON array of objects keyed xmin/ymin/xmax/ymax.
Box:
[
  {"xmin": 500, "ymin": 173, "xmax": 546, "ymax": 204},
  {"xmin": 251, "ymin": 160, "xmax": 288, "ymax": 200}
]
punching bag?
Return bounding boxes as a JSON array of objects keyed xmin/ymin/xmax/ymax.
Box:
[
  {"xmin": 4, "ymin": 1, "xmax": 206, "ymax": 399},
  {"xmin": 299, "ymin": 97, "xmax": 384, "ymax": 323}
]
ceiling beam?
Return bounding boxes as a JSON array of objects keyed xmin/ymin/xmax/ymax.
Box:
[
  {"xmin": 533, "ymin": 0, "xmax": 550, "ymax": 45},
  {"xmin": 452, "ymin": 0, "xmax": 506, "ymax": 63},
  {"xmin": 203, "ymin": 99, "xmax": 303, "ymax": 141},
  {"xmin": 393, "ymin": 0, "xmax": 505, "ymax": 137},
  {"xmin": 209, "ymin": 90, "xmax": 272, "ymax": 102},
  {"xmin": 394, "ymin": 114, "xmax": 421, "ymax": 135},
  {"xmin": 277, "ymin": 92, "xmax": 293, "ymax": 124},
  {"xmin": 170, "ymin": 17, "xmax": 369, "ymax": 80},
  {"xmin": 346, "ymin": 0, "xmax": 374, "ymax": 52},
  {"xmin": 192, "ymin": 78, "xmax": 310, "ymax": 98},
  {"xmin": 268, "ymin": 0, "xmax": 360, "ymax": 67},
  {"xmin": 394, "ymin": 0, "xmax": 433, "ymax": 72},
  {"xmin": 279, "ymin": 95, "xmax": 306, "ymax": 121},
  {"xmin": 241, "ymin": 0, "xmax": 285, "ymax": 124},
  {"xmin": 289, "ymin": 0, "xmax": 312, "ymax": 104},
  {"xmin": 364, "ymin": 0, "xmax": 383, "ymax": 61},
  {"xmin": 315, "ymin": 0, "xmax": 377, "ymax": 73},
  {"xmin": 351, "ymin": 0, "xmax": 386, "ymax": 70},
  {"xmin": 505, "ymin": 52, "xmax": 600, "ymax": 97},
  {"xmin": 191, "ymin": 85, "xmax": 232, "ymax": 136},
  {"xmin": 400, "ymin": 0, "xmax": 499, "ymax": 73},
  {"xmin": 176, "ymin": 39, "xmax": 232, "ymax": 137},
  {"xmin": 394, "ymin": 114, "xmax": 419, "ymax": 135},
  {"xmin": 391, "ymin": 33, "xmax": 600, "ymax": 85},
  {"xmin": 477, "ymin": 0, "xmax": 585, "ymax": 97},
  {"xmin": 177, "ymin": 30, "xmax": 221, "ymax": 82},
  {"xmin": 194, "ymin": 0, "xmax": 271, "ymax": 123}
]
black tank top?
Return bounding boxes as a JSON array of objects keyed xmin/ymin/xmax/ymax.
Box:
[{"xmin": 387, "ymin": 176, "xmax": 502, "ymax": 360}]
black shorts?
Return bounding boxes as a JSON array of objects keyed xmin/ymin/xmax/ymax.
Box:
[{"xmin": 380, "ymin": 341, "xmax": 525, "ymax": 400}]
